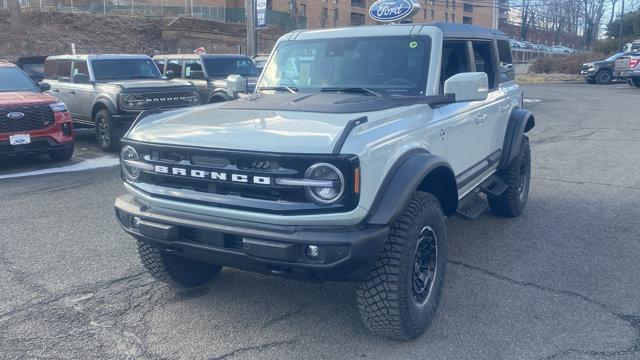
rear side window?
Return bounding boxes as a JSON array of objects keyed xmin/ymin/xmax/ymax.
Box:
[
  {"xmin": 184, "ymin": 60, "xmax": 204, "ymax": 79},
  {"xmin": 167, "ymin": 60, "xmax": 183, "ymax": 77},
  {"xmin": 497, "ymin": 40, "xmax": 515, "ymax": 83},
  {"xmin": 72, "ymin": 61, "xmax": 89, "ymax": 76},
  {"xmin": 44, "ymin": 59, "xmax": 58, "ymax": 80},
  {"xmin": 58, "ymin": 60, "xmax": 72, "ymax": 82},
  {"xmin": 472, "ymin": 41, "xmax": 497, "ymax": 89},
  {"xmin": 155, "ymin": 59, "xmax": 166, "ymax": 74}
]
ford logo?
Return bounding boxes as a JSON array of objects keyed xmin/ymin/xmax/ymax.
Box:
[
  {"xmin": 369, "ymin": 0, "xmax": 420, "ymax": 23},
  {"xmin": 7, "ymin": 112, "xmax": 25, "ymax": 119}
]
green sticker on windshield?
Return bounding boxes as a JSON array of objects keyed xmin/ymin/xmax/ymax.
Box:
[{"xmin": 409, "ymin": 41, "xmax": 418, "ymax": 49}]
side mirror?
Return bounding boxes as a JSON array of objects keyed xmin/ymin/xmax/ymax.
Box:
[
  {"xmin": 38, "ymin": 82, "xmax": 51, "ymax": 92},
  {"xmin": 226, "ymin": 74, "xmax": 247, "ymax": 93},
  {"xmin": 444, "ymin": 72, "xmax": 489, "ymax": 102},
  {"xmin": 165, "ymin": 70, "xmax": 175, "ymax": 80},
  {"xmin": 72, "ymin": 73, "xmax": 91, "ymax": 84}
]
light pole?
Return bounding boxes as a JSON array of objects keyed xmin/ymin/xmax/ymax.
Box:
[{"xmin": 619, "ymin": 0, "xmax": 625, "ymax": 50}]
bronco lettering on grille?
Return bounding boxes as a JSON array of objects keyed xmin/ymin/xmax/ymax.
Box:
[{"xmin": 153, "ymin": 165, "xmax": 271, "ymax": 185}]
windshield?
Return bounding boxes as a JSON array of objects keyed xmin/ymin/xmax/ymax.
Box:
[
  {"xmin": 91, "ymin": 58, "xmax": 162, "ymax": 81},
  {"xmin": 258, "ymin": 36, "xmax": 431, "ymax": 96},
  {"xmin": 606, "ymin": 53, "xmax": 624, "ymax": 61},
  {"xmin": 203, "ymin": 58, "xmax": 258, "ymax": 77},
  {"xmin": 0, "ymin": 67, "xmax": 39, "ymax": 92}
]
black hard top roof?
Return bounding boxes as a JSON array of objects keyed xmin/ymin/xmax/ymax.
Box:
[{"xmin": 429, "ymin": 22, "xmax": 509, "ymax": 40}]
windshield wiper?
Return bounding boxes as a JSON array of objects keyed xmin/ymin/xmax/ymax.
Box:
[
  {"xmin": 320, "ymin": 87, "xmax": 383, "ymax": 97},
  {"xmin": 258, "ymin": 86, "xmax": 298, "ymax": 94}
]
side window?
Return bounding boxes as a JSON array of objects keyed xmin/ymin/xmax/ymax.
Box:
[
  {"xmin": 72, "ymin": 61, "xmax": 88, "ymax": 76},
  {"xmin": 184, "ymin": 60, "xmax": 204, "ymax": 79},
  {"xmin": 471, "ymin": 41, "xmax": 497, "ymax": 89},
  {"xmin": 167, "ymin": 59, "xmax": 183, "ymax": 78},
  {"xmin": 57, "ymin": 60, "xmax": 72, "ymax": 82},
  {"xmin": 497, "ymin": 40, "xmax": 515, "ymax": 83},
  {"xmin": 44, "ymin": 59, "xmax": 58, "ymax": 80},
  {"xmin": 440, "ymin": 40, "xmax": 471, "ymax": 92},
  {"xmin": 154, "ymin": 59, "xmax": 166, "ymax": 74}
]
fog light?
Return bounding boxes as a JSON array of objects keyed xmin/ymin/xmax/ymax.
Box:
[
  {"xmin": 132, "ymin": 216, "xmax": 141, "ymax": 228},
  {"xmin": 305, "ymin": 245, "xmax": 320, "ymax": 260}
]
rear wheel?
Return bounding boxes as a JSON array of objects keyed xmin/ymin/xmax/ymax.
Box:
[
  {"xmin": 631, "ymin": 78, "xmax": 640, "ymax": 88},
  {"xmin": 94, "ymin": 109, "xmax": 122, "ymax": 153},
  {"xmin": 595, "ymin": 70, "xmax": 613, "ymax": 85},
  {"xmin": 356, "ymin": 192, "xmax": 447, "ymax": 340},
  {"xmin": 137, "ymin": 240, "xmax": 222, "ymax": 287},
  {"xmin": 49, "ymin": 144, "xmax": 74, "ymax": 161},
  {"xmin": 488, "ymin": 137, "xmax": 531, "ymax": 217}
]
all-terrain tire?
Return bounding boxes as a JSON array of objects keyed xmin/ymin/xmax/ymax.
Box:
[
  {"xmin": 94, "ymin": 109, "xmax": 122, "ymax": 153},
  {"xmin": 595, "ymin": 70, "xmax": 613, "ymax": 85},
  {"xmin": 137, "ymin": 240, "xmax": 222, "ymax": 287},
  {"xmin": 488, "ymin": 137, "xmax": 531, "ymax": 217},
  {"xmin": 49, "ymin": 144, "xmax": 74, "ymax": 161},
  {"xmin": 631, "ymin": 78, "xmax": 640, "ymax": 88},
  {"xmin": 356, "ymin": 192, "xmax": 447, "ymax": 340}
]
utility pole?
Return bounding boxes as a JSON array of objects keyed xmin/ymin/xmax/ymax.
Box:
[
  {"xmin": 245, "ymin": 0, "xmax": 257, "ymax": 56},
  {"xmin": 492, "ymin": 0, "xmax": 499, "ymax": 30},
  {"xmin": 619, "ymin": 0, "xmax": 625, "ymax": 50}
]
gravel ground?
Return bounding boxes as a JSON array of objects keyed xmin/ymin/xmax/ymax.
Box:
[{"xmin": 0, "ymin": 83, "xmax": 639, "ymax": 360}]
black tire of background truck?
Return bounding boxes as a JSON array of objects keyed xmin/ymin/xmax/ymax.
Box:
[
  {"xmin": 94, "ymin": 109, "xmax": 122, "ymax": 153},
  {"xmin": 585, "ymin": 78, "xmax": 596, "ymax": 84},
  {"xmin": 137, "ymin": 240, "xmax": 223, "ymax": 287},
  {"xmin": 49, "ymin": 144, "xmax": 74, "ymax": 161},
  {"xmin": 488, "ymin": 137, "xmax": 531, "ymax": 217},
  {"xmin": 356, "ymin": 192, "xmax": 447, "ymax": 340},
  {"xmin": 631, "ymin": 78, "xmax": 640, "ymax": 88},
  {"xmin": 595, "ymin": 70, "xmax": 613, "ymax": 85}
]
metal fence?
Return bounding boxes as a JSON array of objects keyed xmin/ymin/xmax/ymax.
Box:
[{"xmin": 4, "ymin": 0, "xmax": 226, "ymax": 22}]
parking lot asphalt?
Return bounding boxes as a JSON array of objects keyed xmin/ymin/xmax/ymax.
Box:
[{"xmin": 1, "ymin": 83, "xmax": 639, "ymax": 360}]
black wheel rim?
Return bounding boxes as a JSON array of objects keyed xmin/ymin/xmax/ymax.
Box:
[
  {"xmin": 599, "ymin": 73, "xmax": 610, "ymax": 83},
  {"xmin": 412, "ymin": 226, "xmax": 438, "ymax": 306},
  {"xmin": 97, "ymin": 117, "xmax": 110, "ymax": 147},
  {"xmin": 517, "ymin": 152, "xmax": 528, "ymax": 198}
]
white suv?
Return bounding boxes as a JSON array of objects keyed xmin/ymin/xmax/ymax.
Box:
[{"xmin": 114, "ymin": 22, "xmax": 535, "ymax": 340}]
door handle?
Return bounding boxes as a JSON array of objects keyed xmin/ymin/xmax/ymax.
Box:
[
  {"xmin": 68, "ymin": 90, "xmax": 76, "ymax": 95},
  {"xmin": 475, "ymin": 113, "xmax": 488, "ymax": 125},
  {"xmin": 500, "ymin": 104, "xmax": 511, "ymax": 113}
]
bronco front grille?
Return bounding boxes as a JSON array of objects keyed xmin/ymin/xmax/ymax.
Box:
[
  {"xmin": 0, "ymin": 105, "xmax": 55, "ymax": 134},
  {"xmin": 126, "ymin": 143, "xmax": 360, "ymax": 215}
]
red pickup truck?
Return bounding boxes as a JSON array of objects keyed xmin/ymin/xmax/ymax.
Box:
[{"xmin": 0, "ymin": 60, "xmax": 74, "ymax": 161}]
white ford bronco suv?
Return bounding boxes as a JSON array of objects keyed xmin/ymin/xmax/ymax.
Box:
[{"xmin": 114, "ymin": 22, "xmax": 534, "ymax": 340}]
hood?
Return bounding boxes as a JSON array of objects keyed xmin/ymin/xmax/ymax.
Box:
[
  {"xmin": 126, "ymin": 104, "xmax": 362, "ymax": 154},
  {"xmin": 0, "ymin": 91, "xmax": 56, "ymax": 107},
  {"xmin": 103, "ymin": 79, "xmax": 195, "ymax": 91}
]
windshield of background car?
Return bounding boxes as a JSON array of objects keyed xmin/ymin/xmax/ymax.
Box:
[
  {"xmin": 203, "ymin": 58, "xmax": 259, "ymax": 77},
  {"xmin": 0, "ymin": 67, "xmax": 38, "ymax": 92},
  {"xmin": 91, "ymin": 58, "xmax": 162, "ymax": 81},
  {"xmin": 258, "ymin": 36, "xmax": 431, "ymax": 96}
]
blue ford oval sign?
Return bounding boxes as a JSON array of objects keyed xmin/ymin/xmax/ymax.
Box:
[{"xmin": 369, "ymin": 0, "xmax": 420, "ymax": 23}]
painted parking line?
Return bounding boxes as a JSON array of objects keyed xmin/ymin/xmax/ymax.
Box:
[
  {"xmin": 524, "ymin": 98, "xmax": 541, "ymax": 104},
  {"xmin": 0, "ymin": 156, "xmax": 119, "ymax": 180}
]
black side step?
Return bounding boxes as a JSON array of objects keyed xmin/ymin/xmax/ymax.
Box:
[
  {"xmin": 456, "ymin": 192, "xmax": 488, "ymax": 220},
  {"xmin": 480, "ymin": 176, "xmax": 508, "ymax": 198}
]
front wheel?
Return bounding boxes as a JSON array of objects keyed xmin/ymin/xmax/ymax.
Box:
[
  {"xmin": 595, "ymin": 70, "xmax": 612, "ymax": 85},
  {"xmin": 94, "ymin": 109, "xmax": 121, "ymax": 153},
  {"xmin": 488, "ymin": 137, "xmax": 531, "ymax": 217},
  {"xmin": 357, "ymin": 192, "xmax": 447, "ymax": 340}
]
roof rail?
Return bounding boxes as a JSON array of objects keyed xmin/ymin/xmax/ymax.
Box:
[{"xmin": 0, "ymin": 60, "xmax": 10, "ymax": 63}]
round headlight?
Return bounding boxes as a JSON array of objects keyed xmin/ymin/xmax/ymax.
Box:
[
  {"xmin": 304, "ymin": 163, "xmax": 345, "ymax": 205},
  {"xmin": 122, "ymin": 95, "xmax": 139, "ymax": 108},
  {"xmin": 121, "ymin": 145, "xmax": 140, "ymax": 181}
]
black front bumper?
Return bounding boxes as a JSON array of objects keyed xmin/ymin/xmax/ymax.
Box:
[
  {"xmin": 115, "ymin": 195, "xmax": 389, "ymax": 282},
  {"xmin": 0, "ymin": 137, "xmax": 73, "ymax": 158}
]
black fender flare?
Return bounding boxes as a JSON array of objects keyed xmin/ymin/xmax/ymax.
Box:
[
  {"xmin": 208, "ymin": 91, "xmax": 234, "ymax": 103},
  {"xmin": 91, "ymin": 98, "xmax": 117, "ymax": 120},
  {"xmin": 499, "ymin": 108, "xmax": 535, "ymax": 169},
  {"xmin": 366, "ymin": 150, "xmax": 458, "ymax": 225}
]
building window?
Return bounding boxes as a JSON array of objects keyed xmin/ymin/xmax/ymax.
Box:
[
  {"xmin": 351, "ymin": 12, "xmax": 365, "ymax": 25},
  {"xmin": 430, "ymin": 10, "xmax": 434, "ymax": 20},
  {"xmin": 451, "ymin": 14, "xmax": 455, "ymax": 22},
  {"xmin": 333, "ymin": 8, "xmax": 339, "ymax": 25},
  {"xmin": 452, "ymin": 0, "xmax": 456, "ymax": 9},
  {"xmin": 322, "ymin": 7, "xmax": 328, "ymax": 27},
  {"xmin": 299, "ymin": 3, "xmax": 306, "ymax": 16},
  {"xmin": 463, "ymin": 3, "xmax": 473, "ymax": 12},
  {"xmin": 266, "ymin": 0, "xmax": 272, "ymax": 10},
  {"xmin": 444, "ymin": 13, "xmax": 448, "ymax": 22},
  {"xmin": 351, "ymin": 0, "xmax": 365, "ymax": 7},
  {"xmin": 463, "ymin": 16, "xmax": 472, "ymax": 24},
  {"xmin": 445, "ymin": 0, "xmax": 449, "ymax": 8}
]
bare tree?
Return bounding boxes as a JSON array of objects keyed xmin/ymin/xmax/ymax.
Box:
[{"xmin": 8, "ymin": 0, "xmax": 22, "ymax": 31}]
